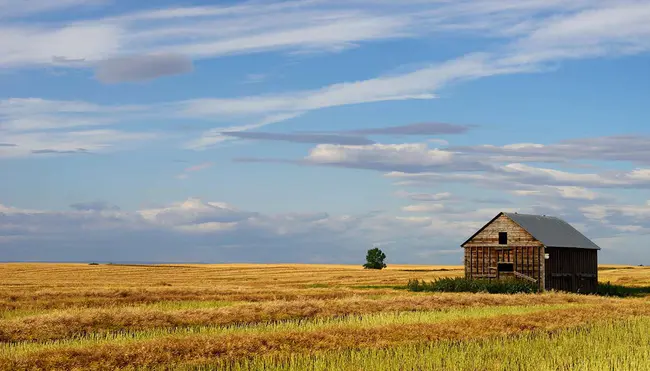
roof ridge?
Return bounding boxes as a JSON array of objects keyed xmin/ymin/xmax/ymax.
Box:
[{"xmin": 504, "ymin": 212, "xmax": 562, "ymax": 219}]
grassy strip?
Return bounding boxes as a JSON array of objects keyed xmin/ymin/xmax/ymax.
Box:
[
  {"xmin": 0, "ymin": 287, "xmax": 402, "ymax": 311},
  {"xmin": 3, "ymin": 303, "xmax": 650, "ymax": 370},
  {"xmin": 0, "ymin": 304, "xmax": 574, "ymax": 359},
  {"xmin": 188, "ymin": 317, "xmax": 650, "ymax": 371},
  {"xmin": 0, "ymin": 300, "xmax": 237, "ymax": 321},
  {"xmin": 0, "ymin": 293, "xmax": 611, "ymax": 343},
  {"xmin": 407, "ymin": 277, "xmax": 539, "ymax": 294},
  {"xmin": 596, "ymin": 282, "xmax": 650, "ymax": 297}
]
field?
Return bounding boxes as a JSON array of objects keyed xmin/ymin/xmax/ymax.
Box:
[{"xmin": 0, "ymin": 263, "xmax": 649, "ymax": 370}]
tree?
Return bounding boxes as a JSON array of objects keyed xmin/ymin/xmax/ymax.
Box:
[{"xmin": 363, "ymin": 247, "xmax": 387, "ymax": 270}]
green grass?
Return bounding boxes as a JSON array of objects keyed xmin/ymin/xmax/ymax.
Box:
[
  {"xmin": 303, "ymin": 283, "xmax": 329, "ymax": 288},
  {"xmin": 407, "ymin": 277, "xmax": 539, "ymax": 294},
  {"xmin": 183, "ymin": 317, "xmax": 650, "ymax": 371},
  {"xmin": 0, "ymin": 304, "xmax": 575, "ymax": 358},
  {"xmin": 596, "ymin": 282, "xmax": 650, "ymax": 297},
  {"xmin": 349, "ymin": 285, "xmax": 406, "ymax": 290}
]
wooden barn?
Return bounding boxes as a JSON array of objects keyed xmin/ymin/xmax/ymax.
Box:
[{"xmin": 461, "ymin": 212, "xmax": 600, "ymax": 293}]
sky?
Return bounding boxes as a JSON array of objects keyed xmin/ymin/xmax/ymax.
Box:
[{"xmin": 1, "ymin": 0, "xmax": 650, "ymax": 265}]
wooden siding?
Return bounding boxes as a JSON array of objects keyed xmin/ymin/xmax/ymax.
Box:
[
  {"xmin": 464, "ymin": 245, "xmax": 545, "ymax": 290},
  {"xmin": 463, "ymin": 214, "xmax": 545, "ymax": 290},
  {"xmin": 463, "ymin": 214, "xmax": 543, "ymax": 248},
  {"xmin": 544, "ymin": 247, "xmax": 598, "ymax": 293}
]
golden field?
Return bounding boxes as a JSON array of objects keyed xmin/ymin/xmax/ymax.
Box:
[{"xmin": 0, "ymin": 263, "xmax": 649, "ymax": 370}]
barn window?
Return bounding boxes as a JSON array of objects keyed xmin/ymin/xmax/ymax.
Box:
[
  {"xmin": 498, "ymin": 262, "xmax": 514, "ymax": 272},
  {"xmin": 499, "ymin": 232, "xmax": 507, "ymax": 244}
]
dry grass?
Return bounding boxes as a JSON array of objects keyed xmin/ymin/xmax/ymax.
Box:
[
  {"xmin": 598, "ymin": 265, "xmax": 650, "ymax": 286},
  {"xmin": 196, "ymin": 317, "xmax": 650, "ymax": 371},
  {"xmin": 0, "ymin": 263, "xmax": 648, "ymax": 370},
  {"xmin": 0, "ymin": 263, "xmax": 462, "ymax": 311},
  {"xmin": 4, "ymin": 302, "xmax": 650, "ymax": 370},
  {"xmin": 0, "ymin": 293, "xmax": 612, "ymax": 343}
]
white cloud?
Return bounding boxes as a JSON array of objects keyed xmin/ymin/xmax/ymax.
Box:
[
  {"xmin": 0, "ymin": 0, "xmax": 105, "ymax": 18},
  {"xmin": 0, "ymin": 24, "xmax": 121, "ymax": 67},
  {"xmin": 518, "ymin": 3, "xmax": 650, "ymax": 54},
  {"xmin": 449, "ymin": 136, "xmax": 650, "ymax": 165},
  {"xmin": 396, "ymin": 191, "xmax": 453, "ymax": 202},
  {"xmin": 402, "ymin": 204, "xmax": 446, "ymax": 212},
  {"xmin": 306, "ymin": 143, "xmax": 456, "ymax": 171},
  {"xmin": 138, "ymin": 198, "xmax": 256, "ymax": 226},
  {"xmin": 7, "ymin": 0, "xmax": 646, "ymax": 69},
  {"xmin": 386, "ymin": 162, "xmax": 650, "ymax": 190},
  {"xmin": 552, "ymin": 186, "xmax": 599, "ymax": 201}
]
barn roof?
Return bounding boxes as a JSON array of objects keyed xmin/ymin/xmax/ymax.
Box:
[
  {"xmin": 504, "ymin": 212, "xmax": 600, "ymax": 250},
  {"xmin": 461, "ymin": 212, "xmax": 601, "ymax": 250}
]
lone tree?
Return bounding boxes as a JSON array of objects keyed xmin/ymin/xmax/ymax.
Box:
[{"xmin": 363, "ymin": 247, "xmax": 387, "ymax": 270}]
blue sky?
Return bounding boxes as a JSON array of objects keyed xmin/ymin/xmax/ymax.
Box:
[{"xmin": 1, "ymin": 0, "xmax": 650, "ymax": 264}]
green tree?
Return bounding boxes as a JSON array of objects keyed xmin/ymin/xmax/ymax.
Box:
[{"xmin": 363, "ymin": 247, "xmax": 387, "ymax": 270}]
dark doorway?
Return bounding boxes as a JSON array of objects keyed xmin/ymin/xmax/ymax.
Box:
[{"xmin": 498, "ymin": 262, "xmax": 514, "ymax": 272}]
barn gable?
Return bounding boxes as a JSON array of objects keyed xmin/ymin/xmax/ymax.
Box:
[{"xmin": 462, "ymin": 213, "xmax": 543, "ymax": 248}]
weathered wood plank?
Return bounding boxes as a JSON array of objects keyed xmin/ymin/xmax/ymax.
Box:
[{"xmin": 514, "ymin": 271, "xmax": 537, "ymax": 283}]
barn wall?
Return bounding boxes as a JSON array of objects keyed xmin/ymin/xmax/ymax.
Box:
[
  {"xmin": 465, "ymin": 246, "xmax": 545, "ymax": 290},
  {"xmin": 544, "ymin": 247, "xmax": 598, "ymax": 293},
  {"xmin": 464, "ymin": 214, "xmax": 545, "ymax": 290}
]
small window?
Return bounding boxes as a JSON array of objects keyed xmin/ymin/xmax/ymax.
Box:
[
  {"xmin": 498, "ymin": 262, "xmax": 514, "ymax": 272},
  {"xmin": 499, "ymin": 232, "xmax": 507, "ymax": 245}
]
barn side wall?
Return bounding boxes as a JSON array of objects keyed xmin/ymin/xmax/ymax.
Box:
[
  {"xmin": 544, "ymin": 247, "xmax": 598, "ymax": 293},
  {"xmin": 463, "ymin": 214, "xmax": 545, "ymax": 290}
]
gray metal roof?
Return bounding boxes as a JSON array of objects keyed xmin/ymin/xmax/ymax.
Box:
[{"xmin": 504, "ymin": 212, "xmax": 600, "ymax": 250}]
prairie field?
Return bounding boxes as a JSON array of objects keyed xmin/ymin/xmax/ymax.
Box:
[{"xmin": 0, "ymin": 263, "xmax": 649, "ymax": 370}]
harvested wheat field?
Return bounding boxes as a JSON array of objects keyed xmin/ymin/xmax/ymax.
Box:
[{"xmin": 1, "ymin": 263, "xmax": 649, "ymax": 370}]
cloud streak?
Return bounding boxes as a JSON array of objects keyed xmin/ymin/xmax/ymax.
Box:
[
  {"xmin": 3, "ymin": 1, "xmax": 650, "ymax": 158},
  {"xmin": 95, "ymin": 53, "xmax": 194, "ymax": 84},
  {"xmin": 347, "ymin": 122, "xmax": 472, "ymax": 136},
  {"xmin": 176, "ymin": 162, "xmax": 213, "ymax": 180},
  {"xmin": 221, "ymin": 131, "xmax": 375, "ymax": 145}
]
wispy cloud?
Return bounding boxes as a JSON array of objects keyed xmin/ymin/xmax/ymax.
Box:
[
  {"xmin": 0, "ymin": 0, "xmax": 105, "ymax": 18},
  {"xmin": 449, "ymin": 135, "xmax": 650, "ymax": 165},
  {"xmin": 243, "ymin": 73, "xmax": 268, "ymax": 84},
  {"xmin": 185, "ymin": 162, "xmax": 213, "ymax": 172},
  {"xmin": 0, "ymin": 129, "xmax": 157, "ymax": 158},
  {"xmin": 347, "ymin": 122, "xmax": 472, "ymax": 136},
  {"xmin": 5, "ymin": 1, "xmax": 649, "ymax": 68},
  {"xmin": 221, "ymin": 131, "xmax": 375, "ymax": 145},
  {"xmin": 176, "ymin": 162, "xmax": 213, "ymax": 180},
  {"xmin": 70, "ymin": 201, "xmax": 120, "ymax": 211},
  {"xmin": 4, "ymin": 1, "xmax": 650, "ymax": 155}
]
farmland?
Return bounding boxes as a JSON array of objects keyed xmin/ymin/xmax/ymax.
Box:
[{"xmin": 0, "ymin": 263, "xmax": 649, "ymax": 370}]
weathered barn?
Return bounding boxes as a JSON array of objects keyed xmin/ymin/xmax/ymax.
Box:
[{"xmin": 461, "ymin": 212, "xmax": 600, "ymax": 293}]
